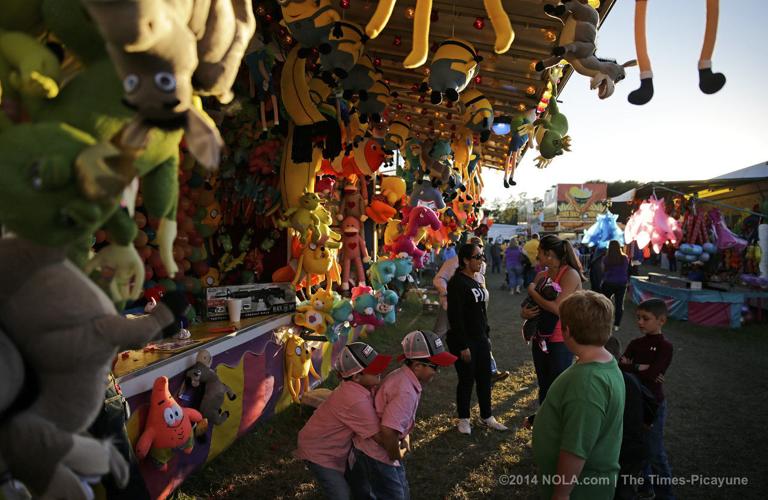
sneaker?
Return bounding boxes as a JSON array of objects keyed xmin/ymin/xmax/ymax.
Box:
[
  {"xmin": 457, "ymin": 418, "xmax": 472, "ymax": 435},
  {"xmin": 613, "ymin": 325, "xmax": 620, "ymax": 332},
  {"xmin": 491, "ymin": 370, "xmax": 510, "ymax": 385},
  {"xmin": 478, "ymin": 416, "xmax": 508, "ymax": 432}
]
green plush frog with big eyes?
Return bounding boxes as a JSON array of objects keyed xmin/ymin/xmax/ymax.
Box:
[{"xmin": 521, "ymin": 97, "xmax": 572, "ymax": 169}]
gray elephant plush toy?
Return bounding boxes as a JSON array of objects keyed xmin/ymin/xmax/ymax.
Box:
[
  {"xmin": 185, "ymin": 350, "xmax": 237, "ymax": 426},
  {"xmin": 0, "ymin": 237, "xmax": 185, "ymax": 499}
]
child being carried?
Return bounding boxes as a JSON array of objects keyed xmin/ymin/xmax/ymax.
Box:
[{"xmin": 521, "ymin": 277, "xmax": 561, "ymax": 353}]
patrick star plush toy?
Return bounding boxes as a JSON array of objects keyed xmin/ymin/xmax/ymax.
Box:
[{"xmin": 135, "ymin": 376, "xmax": 203, "ymax": 471}]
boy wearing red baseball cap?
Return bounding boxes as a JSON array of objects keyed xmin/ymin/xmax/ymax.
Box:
[
  {"xmin": 350, "ymin": 330, "xmax": 457, "ymax": 499},
  {"xmin": 295, "ymin": 342, "xmax": 392, "ymax": 499}
]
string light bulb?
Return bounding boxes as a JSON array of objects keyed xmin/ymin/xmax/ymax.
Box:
[
  {"xmin": 473, "ymin": 17, "xmax": 485, "ymax": 30},
  {"xmin": 405, "ymin": 7, "xmax": 415, "ymax": 19}
]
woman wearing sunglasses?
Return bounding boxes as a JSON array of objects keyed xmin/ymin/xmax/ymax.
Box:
[{"xmin": 446, "ymin": 243, "xmax": 508, "ymax": 435}]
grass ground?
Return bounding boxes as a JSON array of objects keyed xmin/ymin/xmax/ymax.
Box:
[{"xmin": 176, "ymin": 270, "xmax": 768, "ymax": 499}]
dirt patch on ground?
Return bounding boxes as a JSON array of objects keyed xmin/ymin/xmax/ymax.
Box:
[{"xmin": 177, "ymin": 270, "xmax": 768, "ymax": 499}]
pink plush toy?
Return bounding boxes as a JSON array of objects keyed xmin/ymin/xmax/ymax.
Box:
[
  {"xmin": 389, "ymin": 237, "xmax": 427, "ymax": 269},
  {"xmin": 709, "ymin": 208, "xmax": 747, "ymax": 252},
  {"xmin": 403, "ymin": 205, "xmax": 442, "ymax": 239},
  {"xmin": 341, "ymin": 216, "xmax": 370, "ymax": 290},
  {"xmin": 624, "ymin": 197, "xmax": 682, "ymax": 254}
]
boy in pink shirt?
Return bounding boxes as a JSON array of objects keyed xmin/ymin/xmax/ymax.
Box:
[
  {"xmin": 350, "ymin": 330, "xmax": 457, "ymax": 499},
  {"xmin": 295, "ymin": 342, "xmax": 392, "ymax": 500}
]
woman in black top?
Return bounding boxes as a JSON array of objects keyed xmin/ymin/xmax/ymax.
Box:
[{"xmin": 447, "ymin": 243, "xmax": 507, "ymax": 434}]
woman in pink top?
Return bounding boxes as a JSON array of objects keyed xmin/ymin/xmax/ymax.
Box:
[
  {"xmin": 521, "ymin": 235, "xmax": 585, "ymax": 406},
  {"xmin": 295, "ymin": 342, "xmax": 391, "ymax": 500}
]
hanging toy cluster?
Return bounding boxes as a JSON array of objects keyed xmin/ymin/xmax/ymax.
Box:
[
  {"xmin": 624, "ymin": 196, "xmax": 682, "ymax": 254},
  {"xmin": 581, "ymin": 210, "xmax": 624, "ymax": 249}
]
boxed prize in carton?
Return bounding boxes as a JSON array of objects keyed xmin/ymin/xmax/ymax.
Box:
[{"xmin": 206, "ymin": 283, "xmax": 296, "ymax": 321}]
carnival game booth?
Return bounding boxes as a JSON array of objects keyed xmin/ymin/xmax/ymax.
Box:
[
  {"xmin": 4, "ymin": 0, "xmax": 712, "ymax": 496},
  {"xmin": 617, "ymin": 169, "xmax": 768, "ymax": 329}
]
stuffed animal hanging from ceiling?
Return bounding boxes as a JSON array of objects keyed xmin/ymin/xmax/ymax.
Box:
[
  {"xmin": 279, "ymin": 0, "xmax": 340, "ymax": 57},
  {"xmin": 357, "ymin": 79, "xmax": 396, "ymax": 124},
  {"xmin": 82, "ymin": 0, "xmax": 256, "ymax": 167},
  {"xmin": 628, "ymin": 0, "xmax": 726, "ymax": 105},
  {"xmin": 503, "ymin": 113, "xmax": 533, "ymax": 188},
  {"xmin": 536, "ymin": 0, "xmax": 636, "ymax": 100},
  {"xmin": 319, "ymin": 21, "xmax": 367, "ymax": 83},
  {"xmin": 365, "ymin": 0, "xmax": 513, "ymax": 68},
  {"xmin": 291, "ymin": 239, "xmax": 340, "ymax": 298},
  {"xmin": 245, "ymin": 35, "xmax": 282, "ymax": 133},
  {"xmin": 421, "ymin": 38, "xmax": 482, "ymax": 104},
  {"xmin": 294, "ymin": 288, "xmax": 336, "ymax": 338},
  {"xmin": 459, "ymin": 89, "xmax": 494, "ymax": 143},
  {"xmin": 341, "ymin": 53, "xmax": 381, "ymax": 102}
]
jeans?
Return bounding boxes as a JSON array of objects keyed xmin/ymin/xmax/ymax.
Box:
[
  {"xmin": 642, "ymin": 400, "xmax": 675, "ymax": 499},
  {"xmin": 507, "ymin": 265, "xmax": 523, "ymax": 289},
  {"xmin": 307, "ymin": 461, "xmax": 351, "ymax": 500},
  {"xmin": 450, "ymin": 336, "xmax": 492, "ymax": 419},
  {"xmin": 532, "ymin": 340, "xmax": 573, "ymax": 404},
  {"xmin": 602, "ymin": 282, "xmax": 628, "ymax": 327},
  {"xmin": 491, "ymin": 257, "xmax": 501, "ymax": 273},
  {"xmin": 350, "ymin": 448, "xmax": 409, "ymax": 500}
]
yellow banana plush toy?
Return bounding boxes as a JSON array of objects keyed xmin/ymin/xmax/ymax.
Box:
[
  {"xmin": 281, "ymin": 45, "xmax": 326, "ymax": 127},
  {"xmin": 366, "ymin": 0, "xmax": 512, "ymax": 68},
  {"xmin": 422, "ymin": 38, "xmax": 481, "ymax": 105}
]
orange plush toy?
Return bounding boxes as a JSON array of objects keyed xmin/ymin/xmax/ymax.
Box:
[{"xmin": 135, "ymin": 377, "xmax": 203, "ymax": 471}]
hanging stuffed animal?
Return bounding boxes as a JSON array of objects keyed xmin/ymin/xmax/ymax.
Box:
[
  {"xmin": 183, "ymin": 350, "xmax": 237, "ymax": 427},
  {"xmin": 292, "ymin": 239, "xmax": 341, "ymax": 298},
  {"xmin": 339, "ymin": 175, "xmax": 368, "ymax": 221},
  {"xmin": 624, "ymin": 197, "xmax": 682, "ymax": 254},
  {"xmin": 383, "ymin": 119, "xmax": 411, "ymax": 155},
  {"xmin": 459, "ymin": 88, "xmax": 494, "ymax": 143},
  {"xmin": 284, "ymin": 333, "xmax": 320, "ymax": 403},
  {"xmin": 82, "ymin": 0, "xmax": 257, "ymax": 167},
  {"xmin": 581, "ymin": 210, "xmax": 624, "ymax": 249},
  {"xmin": 320, "ymin": 21, "xmax": 367, "ymax": 83},
  {"xmin": 421, "ymin": 38, "xmax": 482, "ymax": 104},
  {"xmin": 352, "ymin": 290, "xmax": 383, "ymax": 332},
  {"xmin": 391, "ymin": 256, "xmax": 414, "ymax": 295},
  {"xmin": 365, "ymin": 0, "xmax": 513, "ymax": 68},
  {"xmin": 629, "ymin": 0, "xmax": 725, "ymax": 105},
  {"xmin": 522, "ymin": 97, "xmax": 571, "ymax": 168},
  {"xmin": 536, "ymin": 0, "xmax": 636, "ymax": 100},
  {"xmin": 245, "ymin": 35, "xmax": 281, "ymax": 133},
  {"xmin": 410, "ymin": 178, "xmax": 446, "ymax": 210},
  {"xmin": 357, "ymin": 79, "xmax": 396, "ymax": 124},
  {"xmin": 340, "ymin": 215, "xmax": 370, "ymax": 290},
  {"xmin": 0, "ymin": 30, "xmax": 61, "ymax": 117},
  {"xmin": 0, "ymin": 235, "xmax": 188, "ymax": 496},
  {"xmin": 280, "ymin": 0, "xmax": 340, "ymax": 57},
  {"xmin": 276, "ymin": 190, "xmax": 323, "ymax": 243},
  {"xmin": 341, "ymin": 53, "xmax": 381, "ymax": 101},
  {"xmin": 329, "ymin": 295, "xmax": 355, "ymax": 342},
  {"xmin": 374, "ymin": 288, "xmax": 399, "ymax": 324},
  {"xmin": 294, "ymin": 288, "xmax": 336, "ymax": 338},
  {"xmin": 403, "ymin": 206, "xmax": 443, "ymax": 239},
  {"xmin": 369, "ymin": 259, "xmax": 398, "ymax": 290},
  {"xmin": 503, "ymin": 113, "xmax": 532, "ymax": 188}
]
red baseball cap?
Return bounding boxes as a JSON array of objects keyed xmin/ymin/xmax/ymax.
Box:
[
  {"xmin": 398, "ymin": 330, "xmax": 458, "ymax": 366},
  {"xmin": 334, "ymin": 342, "xmax": 392, "ymax": 378}
]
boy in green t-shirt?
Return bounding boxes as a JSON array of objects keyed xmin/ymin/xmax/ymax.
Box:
[{"xmin": 532, "ymin": 290, "xmax": 625, "ymax": 500}]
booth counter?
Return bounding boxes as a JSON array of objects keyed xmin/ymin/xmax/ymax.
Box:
[
  {"xmin": 630, "ymin": 276, "xmax": 768, "ymax": 328},
  {"xmin": 114, "ymin": 314, "xmax": 356, "ymax": 499}
]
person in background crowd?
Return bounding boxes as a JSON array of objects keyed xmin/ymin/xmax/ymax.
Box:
[
  {"xmin": 351, "ymin": 331, "xmax": 457, "ymax": 499},
  {"xmin": 589, "ymin": 246, "xmax": 606, "ymax": 291},
  {"xmin": 523, "ymin": 234, "xmax": 541, "ymax": 285},
  {"xmin": 296, "ymin": 343, "xmax": 391, "ymax": 499},
  {"xmin": 601, "ymin": 240, "xmax": 630, "ymax": 332},
  {"xmin": 433, "ymin": 237, "xmax": 509, "ymax": 384},
  {"xmin": 663, "ymin": 241, "xmax": 677, "ymax": 273},
  {"xmin": 521, "ymin": 235, "xmax": 585, "ymax": 407},
  {"xmin": 504, "ymin": 239, "xmax": 524, "ymax": 294},
  {"xmin": 619, "ymin": 299, "xmax": 675, "ymax": 500},
  {"xmin": 490, "ymin": 240, "xmax": 502, "ymax": 274},
  {"xmin": 532, "ymin": 291, "xmax": 625, "ymax": 500},
  {"xmin": 447, "ymin": 243, "xmax": 508, "ymax": 434}
]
